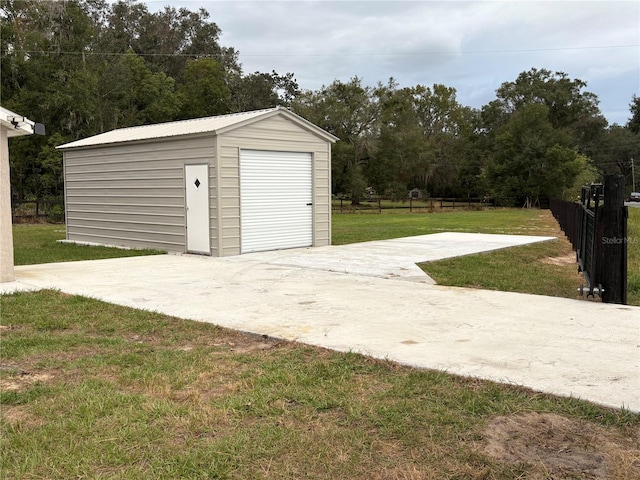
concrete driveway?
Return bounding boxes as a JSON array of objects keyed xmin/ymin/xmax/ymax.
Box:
[{"xmin": 2, "ymin": 232, "xmax": 639, "ymax": 412}]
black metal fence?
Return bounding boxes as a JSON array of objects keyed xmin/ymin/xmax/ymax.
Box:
[
  {"xmin": 11, "ymin": 199, "xmax": 65, "ymax": 223},
  {"xmin": 576, "ymin": 184, "xmax": 603, "ymax": 297},
  {"xmin": 550, "ymin": 175, "xmax": 628, "ymax": 304}
]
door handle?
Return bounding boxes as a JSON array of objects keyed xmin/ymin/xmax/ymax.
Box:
[{"xmin": 306, "ymin": 203, "xmax": 313, "ymax": 206}]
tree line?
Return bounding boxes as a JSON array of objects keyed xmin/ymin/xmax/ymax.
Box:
[{"xmin": 2, "ymin": 0, "xmax": 639, "ymax": 208}]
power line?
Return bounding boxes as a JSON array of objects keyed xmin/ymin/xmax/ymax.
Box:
[
  {"xmin": 0, "ymin": 49, "xmax": 227, "ymax": 58},
  {"xmin": 579, "ymin": 140, "xmax": 640, "ymax": 152},
  {"xmin": 2, "ymin": 44, "xmax": 638, "ymax": 59},
  {"xmin": 240, "ymin": 44, "xmax": 640, "ymax": 58}
]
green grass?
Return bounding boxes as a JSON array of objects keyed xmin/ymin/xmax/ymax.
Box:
[
  {"xmin": 12, "ymin": 224, "xmax": 163, "ymax": 265},
  {"xmin": 420, "ymin": 208, "xmax": 640, "ymax": 305},
  {"xmin": 4, "ymin": 212, "xmax": 639, "ymax": 477},
  {"xmin": 421, "ymin": 239, "xmax": 582, "ymax": 298},
  {"xmin": 627, "ymin": 208, "xmax": 640, "ymax": 304},
  {"xmin": 332, "ymin": 208, "xmax": 553, "ymax": 245},
  {"xmin": 333, "ymin": 208, "xmax": 640, "ymax": 305},
  {"xmin": 1, "ymin": 290, "xmax": 638, "ymax": 479}
]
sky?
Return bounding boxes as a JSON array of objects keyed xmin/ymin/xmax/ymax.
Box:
[{"xmin": 144, "ymin": 0, "xmax": 640, "ymax": 126}]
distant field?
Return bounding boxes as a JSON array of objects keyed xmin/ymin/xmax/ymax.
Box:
[{"xmin": 331, "ymin": 208, "xmax": 554, "ymax": 245}]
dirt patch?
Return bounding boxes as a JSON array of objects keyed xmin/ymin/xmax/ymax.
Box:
[
  {"xmin": 481, "ymin": 412, "xmax": 640, "ymax": 479},
  {"xmin": 1, "ymin": 405, "xmax": 46, "ymax": 429},
  {"xmin": 0, "ymin": 370, "xmax": 54, "ymax": 392},
  {"xmin": 540, "ymin": 253, "xmax": 576, "ymax": 266},
  {"xmin": 230, "ymin": 341, "xmax": 279, "ymax": 354},
  {"xmin": 226, "ymin": 333, "xmax": 282, "ymax": 355},
  {"xmin": 0, "ymin": 324, "xmax": 23, "ymax": 332}
]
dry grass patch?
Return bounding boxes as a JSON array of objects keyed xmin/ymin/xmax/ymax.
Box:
[{"xmin": 540, "ymin": 252, "xmax": 576, "ymax": 266}]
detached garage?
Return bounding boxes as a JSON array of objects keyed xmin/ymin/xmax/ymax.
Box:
[{"xmin": 57, "ymin": 107, "xmax": 338, "ymax": 256}]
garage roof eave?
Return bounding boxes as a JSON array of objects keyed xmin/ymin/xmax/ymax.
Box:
[{"xmin": 57, "ymin": 107, "xmax": 339, "ymax": 151}]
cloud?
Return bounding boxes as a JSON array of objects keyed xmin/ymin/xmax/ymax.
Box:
[{"xmin": 148, "ymin": 0, "xmax": 640, "ymax": 124}]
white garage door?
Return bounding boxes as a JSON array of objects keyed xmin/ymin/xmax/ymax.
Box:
[{"xmin": 240, "ymin": 150, "xmax": 313, "ymax": 253}]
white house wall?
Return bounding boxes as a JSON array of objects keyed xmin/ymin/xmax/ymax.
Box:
[{"xmin": 64, "ymin": 134, "xmax": 217, "ymax": 253}]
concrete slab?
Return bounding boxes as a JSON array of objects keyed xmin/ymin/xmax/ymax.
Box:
[
  {"xmin": 228, "ymin": 232, "xmax": 557, "ymax": 281},
  {"xmin": 2, "ymin": 233, "xmax": 638, "ymax": 412}
]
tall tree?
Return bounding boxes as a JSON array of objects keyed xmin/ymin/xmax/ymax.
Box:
[
  {"xmin": 628, "ymin": 95, "xmax": 640, "ymax": 134},
  {"xmin": 413, "ymin": 84, "xmax": 476, "ymax": 196},
  {"xmin": 485, "ymin": 103, "xmax": 583, "ymax": 204},
  {"xmin": 1, "ymin": 0, "xmax": 101, "ymax": 205},
  {"xmin": 589, "ymin": 125, "xmax": 640, "ymax": 187},
  {"xmin": 2, "ymin": 0, "xmax": 302, "ymax": 206},
  {"xmin": 370, "ymin": 81, "xmax": 478, "ymax": 198},
  {"xmin": 368, "ymin": 81, "xmax": 428, "ymax": 198},
  {"xmin": 492, "ymin": 68, "xmax": 602, "ymax": 132},
  {"xmin": 128, "ymin": 5, "xmax": 238, "ymax": 79},
  {"xmin": 480, "ymin": 68, "xmax": 606, "ymax": 204},
  {"xmin": 176, "ymin": 58, "xmax": 229, "ymax": 119},
  {"xmin": 486, "ymin": 68, "xmax": 608, "ymax": 162},
  {"xmin": 97, "ymin": 2, "xmax": 240, "ymax": 82},
  {"xmin": 228, "ymin": 70, "xmax": 299, "ymax": 112},
  {"xmin": 79, "ymin": 49, "xmax": 180, "ymax": 130},
  {"xmin": 293, "ymin": 77, "xmax": 379, "ymax": 202}
]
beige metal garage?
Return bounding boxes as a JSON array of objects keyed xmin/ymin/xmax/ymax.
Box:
[{"xmin": 57, "ymin": 107, "xmax": 338, "ymax": 256}]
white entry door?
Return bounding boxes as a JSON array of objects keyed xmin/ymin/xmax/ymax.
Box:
[
  {"xmin": 185, "ymin": 164, "xmax": 210, "ymax": 254},
  {"xmin": 240, "ymin": 150, "xmax": 313, "ymax": 253}
]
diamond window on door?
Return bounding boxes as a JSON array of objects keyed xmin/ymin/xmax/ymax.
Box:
[{"xmin": 194, "ymin": 178, "xmax": 201, "ymax": 188}]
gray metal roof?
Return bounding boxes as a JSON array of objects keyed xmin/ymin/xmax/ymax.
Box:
[{"xmin": 57, "ymin": 107, "xmax": 338, "ymax": 150}]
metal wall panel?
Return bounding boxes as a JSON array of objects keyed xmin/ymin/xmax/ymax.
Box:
[{"xmin": 63, "ymin": 135, "xmax": 216, "ymax": 253}]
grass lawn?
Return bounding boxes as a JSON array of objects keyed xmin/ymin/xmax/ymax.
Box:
[
  {"xmin": 12, "ymin": 224, "xmax": 162, "ymax": 265},
  {"xmin": 1, "ymin": 291, "xmax": 638, "ymax": 479},
  {"xmin": 3, "ymin": 209, "xmax": 639, "ymax": 477},
  {"xmin": 626, "ymin": 207, "xmax": 640, "ymax": 303},
  {"xmin": 331, "ymin": 208, "xmax": 554, "ymax": 245}
]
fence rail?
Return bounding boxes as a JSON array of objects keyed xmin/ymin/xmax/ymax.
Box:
[
  {"xmin": 11, "ymin": 200, "xmax": 64, "ymax": 222},
  {"xmin": 332, "ymin": 197, "xmax": 494, "ymax": 213}
]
